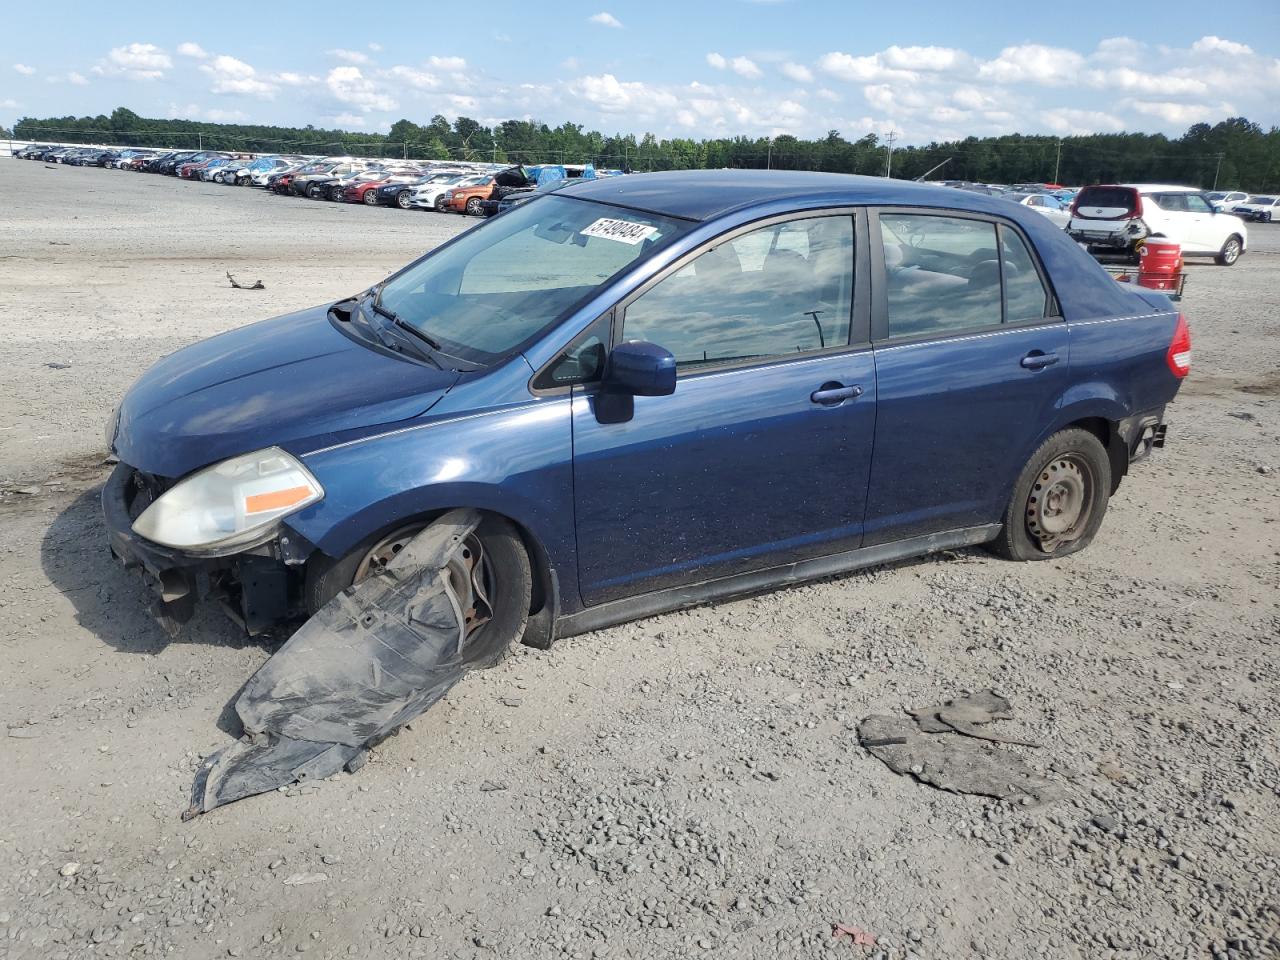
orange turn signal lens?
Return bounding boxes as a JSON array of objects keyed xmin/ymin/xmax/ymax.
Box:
[{"xmin": 244, "ymin": 485, "xmax": 313, "ymax": 514}]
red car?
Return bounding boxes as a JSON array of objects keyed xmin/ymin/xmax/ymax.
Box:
[{"xmin": 341, "ymin": 172, "xmax": 423, "ymax": 205}]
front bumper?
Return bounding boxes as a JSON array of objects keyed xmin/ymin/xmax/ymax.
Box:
[{"xmin": 102, "ymin": 463, "xmax": 310, "ymax": 633}]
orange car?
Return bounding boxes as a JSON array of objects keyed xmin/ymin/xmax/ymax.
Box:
[{"xmin": 442, "ymin": 176, "xmax": 496, "ymax": 215}]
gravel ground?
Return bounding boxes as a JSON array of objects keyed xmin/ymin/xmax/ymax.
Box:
[{"xmin": 0, "ymin": 159, "xmax": 1277, "ymax": 960}]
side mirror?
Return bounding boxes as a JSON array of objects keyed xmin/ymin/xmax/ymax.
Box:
[{"xmin": 604, "ymin": 341, "xmax": 676, "ymax": 397}]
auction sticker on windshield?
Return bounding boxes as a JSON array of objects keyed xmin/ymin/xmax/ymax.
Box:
[{"xmin": 581, "ymin": 217, "xmax": 660, "ymax": 245}]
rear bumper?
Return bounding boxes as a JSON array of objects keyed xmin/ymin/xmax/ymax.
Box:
[{"xmin": 102, "ymin": 463, "xmax": 307, "ymax": 633}]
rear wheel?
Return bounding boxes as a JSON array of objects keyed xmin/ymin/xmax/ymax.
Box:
[
  {"xmin": 1216, "ymin": 234, "xmax": 1242, "ymax": 266},
  {"xmin": 988, "ymin": 428, "xmax": 1111, "ymax": 562},
  {"xmin": 362, "ymin": 190, "xmax": 379, "ymax": 206},
  {"xmin": 305, "ymin": 515, "xmax": 531, "ymax": 664}
]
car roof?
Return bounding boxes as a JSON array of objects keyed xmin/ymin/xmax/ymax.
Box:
[
  {"xmin": 1113, "ymin": 183, "xmax": 1203, "ymax": 193},
  {"xmin": 564, "ymin": 169, "xmax": 1038, "ymax": 222}
]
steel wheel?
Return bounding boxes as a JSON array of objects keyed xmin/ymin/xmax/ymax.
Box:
[
  {"xmin": 1025, "ymin": 454, "xmax": 1095, "ymax": 554},
  {"xmin": 352, "ymin": 526, "xmax": 494, "ymax": 640}
]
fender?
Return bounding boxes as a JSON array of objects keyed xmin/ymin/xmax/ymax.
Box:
[{"xmin": 283, "ymin": 395, "xmax": 582, "ymax": 611}]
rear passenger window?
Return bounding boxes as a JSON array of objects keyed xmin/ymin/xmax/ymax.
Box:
[
  {"xmin": 880, "ymin": 214, "xmax": 1002, "ymax": 339},
  {"xmin": 1000, "ymin": 228, "xmax": 1050, "ymax": 323}
]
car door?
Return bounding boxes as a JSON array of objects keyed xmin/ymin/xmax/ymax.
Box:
[
  {"xmin": 1184, "ymin": 192, "xmax": 1227, "ymax": 251},
  {"xmin": 568, "ymin": 212, "xmax": 877, "ymax": 606},
  {"xmin": 863, "ymin": 209, "xmax": 1068, "ymax": 545}
]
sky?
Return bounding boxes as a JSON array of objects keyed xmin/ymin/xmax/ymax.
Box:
[{"xmin": 3, "ymin": 0, "xmax": 1279, "ymax": 144}]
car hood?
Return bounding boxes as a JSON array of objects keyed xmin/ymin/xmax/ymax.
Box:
[{"xmin": 113, "ymin": 305, "xmax": 459, "ymax": 478}]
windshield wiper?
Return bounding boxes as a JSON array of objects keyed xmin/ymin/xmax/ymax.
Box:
[{"xmin": 362, "ymin": 297, "xmax": 443, "ymax": 368}]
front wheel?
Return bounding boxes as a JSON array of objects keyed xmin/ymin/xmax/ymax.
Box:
[
  {"xmin": 304, "ymin": 514, "xmax": 532, "ymax": 665},
  {"xmin": 395, "ymin": 190, "xmax": 412, "ymax": 209},
  {"xmin": 362, "ymin": 190, "xmax": 379, "ymax": 206},
  {"xmin": 988, "ymin": 428, "xmax": 1111, "ymax": 562},
  {"xmin": 465, "ymin": 197, "xmax": 484, "ymax": 216},
  {"xmin": 1216, "ymin": 234, "xmax": 1242, "ymax": 266}
]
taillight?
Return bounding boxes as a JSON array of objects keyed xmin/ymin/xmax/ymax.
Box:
[{"xmin": 1167, "ymin": 313, "xmax": 1191, "ymax": 378}]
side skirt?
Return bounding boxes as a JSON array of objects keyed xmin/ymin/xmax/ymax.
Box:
[{"xmin": 554, "ymin": 524, "xmax": 1001, "ymax": 640}]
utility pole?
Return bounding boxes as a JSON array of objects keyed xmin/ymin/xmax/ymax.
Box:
[
  {"xmin": 197, "ymin": 132, "xmax": 203, "ymax": 151},
  {"xmin": 884, "ymin": 130, "xmax": 897, "ymax": 178},
  {"xmin": 767, "ymin": 137, "xmax": 773, "ymax": 170},
  {"xmin": 1213, "ymin": 153, "xmax": 1224, "ymax": 190},
  {"xmin": 402, "ymin": 141, "xmax": 407, "ymax": 160},
  {"xmin": 1053, "ymin": 139, "xmax": 1061, "ymax": 184}
]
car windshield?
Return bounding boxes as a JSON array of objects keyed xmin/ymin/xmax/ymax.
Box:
[
  {"xmin": 376, "ymin": 195, "xmax": 690, "ymax": 365},
  {"xmin": 1247, "ymin": 196, "xmax": 1275, "ymax": 204}
]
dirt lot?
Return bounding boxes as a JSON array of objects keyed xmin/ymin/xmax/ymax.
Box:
[{"xmin": 1, "ymin": 159, "xmax": 1277, "ymax": 960}]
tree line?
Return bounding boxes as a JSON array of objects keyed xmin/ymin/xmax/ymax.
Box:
[{"xmin": 12, "ymin": 107, "xmax": 1280, "ymax": 190}]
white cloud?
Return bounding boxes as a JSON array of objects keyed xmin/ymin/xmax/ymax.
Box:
[
  {"xmin": 428, "ymin": 55, "xmax": 467, "ymax": 72},
  {"xmin": 46, "ymin": 70, "xmax": 89, "ymax": 86},
  {"xmin": 575, "ymin": 74, "xmax": 676, "ymax": 114},
  {"xmin": 1191, "ymin": 36, "xmax": 1252, "ymax": 57},
  {"xmin": 780, "ymin": 62, "xmax": 813, "ymax": 83},
  {"xmin": 332, "ymin": 112, "xmax": 365, "ymax": 128},
  {"xmin": 204, "ymin": 107, "xmax": 247, "ymax": 123},
  {"xmin": 1086, "ymin": 67, "xmax": 1207, "ymax": 97},
  {"xmin": 385, "ymin": 65, "xmax": 441, "ymax": 90},
  {"xmin": 329, "ymin": 48, "xmax": 370, "ymax": 64},
  {"xmin": 177, "ymin": 42, "xmax": 209, "ymax": 59},
  {"xmin": 706, "ymin": 52, "xmax": 727, "ymax": 70},
  {"xmin": 881, "ymin": 45, "xmax": 968, "ymax": 72},
  {"xmin": 13, "ymin": 63, "xmax": 36, "ymax": 76},
  {"xmin": 1127, "ymin": 99, "xmax": 1230, "ymax": 125},
  {"xmin": 588, "ymin": 11, "xmax": 622, "ymax": 28},
  {"xmin": 978, "ymin": 44, "xmax": 1083, "ymax": 85},
  {"xmin": 201, "ymin": 54, "xmax": 276, "ymax": 98},
  {"xmin": 368, "ymin": 42, "xmax": 383, "ymax": 52},
  {"xmin": 1093, "ymin": 37, "xmax": 1145, "ymax": 62},
  {"xmin": 273, "ymin": 71, "xmax": 316, "ymax": 87},
  {"xmin": 730, "ymin": 56, "xmax": 762, "ymax": 79},
  {"xmin": 93, "ymin": 42, "xmax": 172, "ymax": 80},
  {"xmin": 1042, "ymin": 108, "xmax": 1125, "ymax": 135},
  {"xmin": 817, "ymin": 51, "xmax": 914, "ymax": 84},
  {"xmin": 326, "ymin": 66, "xmax": 397, "ymax": 112}
]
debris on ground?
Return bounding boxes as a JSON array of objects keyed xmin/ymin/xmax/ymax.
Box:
[
  {"xmin": 225, "ymin": 271, "xmax": 265, "ymax": 290},
  {"xmin": 858, "ymin": 690, "xmax": 1062, "ymax": 804},
  {"xmin": 831, "ymin": 922, "xmax": 877, "ymax": 946},
  {"xmin": 187, "ymin": 509, "xmax": 496, "ymax": 818}
]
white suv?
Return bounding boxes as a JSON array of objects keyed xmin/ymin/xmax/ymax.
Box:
[{"xmin": 1068, "ymin": 184, "xmax": 1247, "ymax": 265}]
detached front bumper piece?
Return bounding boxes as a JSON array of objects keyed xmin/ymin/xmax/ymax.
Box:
[{"xmin": 187, "ymin": 509, "xmax": 497, "ymax": 817}]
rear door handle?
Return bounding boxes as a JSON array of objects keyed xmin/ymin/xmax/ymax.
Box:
[
  {"xmin": 810, "ymin": 383, "xmax": 863, "ymax": 405},
  {"xmin": 1020, "ymin": 351, "xmax": 1060, "ymax": 370}
]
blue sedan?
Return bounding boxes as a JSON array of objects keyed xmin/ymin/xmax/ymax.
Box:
[{"xmin": 104, "ymin": 170, "xmax": 1188, "ymax": 650}]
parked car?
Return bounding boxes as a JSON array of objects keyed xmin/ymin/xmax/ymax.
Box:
[
  {"xmin": 291, "ymin": 161, "xmax": 371, "ymax": 198},
  {"xmin": 1068, "ymin": 184, "xmax": 1247, "ymax": 265},
  {"xmin": 407, "ymin": 172, "xmax": 478, "ymax": 211},
  {"xmin": 341, "ymin": 171, "xmax": 424, "ymax": 205},
  {"xmin": 442, "ymin": 175, "xmax": 497, "ymax": 215},
  {"xmin": 1003, "ymin": 192, "xmax": 1070, "ymax": 229},
  {"xmin": 1205, "ymin": 190, "xmax": 1249, "ymax": 212},
  {"xmin": 104, "ymin": 170, "xmax": 1187, "ymax": 656},
  {"xmin": 1230, "ymin": 195, "xmax": 1280, "ymax": 222}
]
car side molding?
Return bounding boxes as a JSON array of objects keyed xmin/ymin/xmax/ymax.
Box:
[{"xmin": 554, "ymin": 524, "xmax": 1002, "ymax": 640}]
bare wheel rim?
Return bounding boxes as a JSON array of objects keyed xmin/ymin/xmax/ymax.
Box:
[
  {"xmin": 1223, "ymin": 238, "xmax": 1240, "ymax": 263},
  {"xmin": 1025, "ymin": 454, "xmax": 1095, "ymax": 554},
  {"xmin": 352, "ymin": 526, "xmax": 494, "ymax": 640}
]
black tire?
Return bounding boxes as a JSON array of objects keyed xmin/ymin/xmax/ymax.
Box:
[
  {"xmin": 434, "ymin": 196, "xmax": 446, "ymax": 212},
  {"xmin": 395, "ymin": 190, "xmax": 412, "ymax": 209},
  {"xmin": 362, "ymin": 190, "xmax": 379, "ymax": 206},
  {"xmin": 306, "ymin": 183, "xmax": 324, "ymax": 199},
  {"xmin": 305, "ymin": 514, "xmax": 532, "ymax": 664},
  {"xmin": 465, "ymin": 196, "xmax": 484, "ymax": 216},
  {"xmin": 1216, "ymin": 234, "xmax": 1242, "ymax": 266},
  {"xmin": 988, "ymin": 428, "xmax": 1111, "ymax": 562}
]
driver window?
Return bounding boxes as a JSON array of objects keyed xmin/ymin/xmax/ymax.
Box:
[
  {"xmin": 621, "ymin": 216, "xmax": 854, "ymax": 371},
  {"xmin": 1185, "ymin": 195, "xmax": 1213, "ymax": 214}
]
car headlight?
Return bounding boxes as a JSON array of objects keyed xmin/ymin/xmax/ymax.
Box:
[{"xmin": 131, "ymin": 446, "xmax": 323, "ymax": 554}]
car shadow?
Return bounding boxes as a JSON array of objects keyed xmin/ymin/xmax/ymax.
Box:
[{"xmin": 39, "ymin": 485, "xmax": 279, "ymax": 657}]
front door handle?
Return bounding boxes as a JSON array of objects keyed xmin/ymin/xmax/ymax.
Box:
[
  {"xmin": 1020, "ymin": 351, "xmax": 1060, "ymax": 370},
  {"xmin": 810, "ymin": 382, "xmax": 864, "ymax": 405}
]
